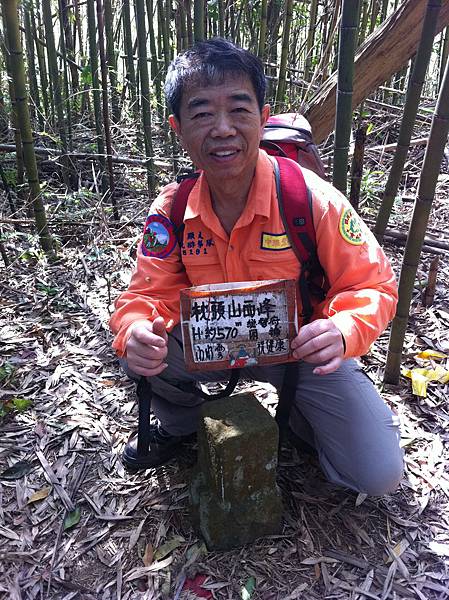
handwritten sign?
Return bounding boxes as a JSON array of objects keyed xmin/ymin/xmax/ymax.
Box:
[{"xmin": 180, "ymin": 280, "xmax": 297, "ymax": 371}]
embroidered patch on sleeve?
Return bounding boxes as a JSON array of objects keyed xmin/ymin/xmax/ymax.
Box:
[
  {"xmin": 261, "ymin": 232, "xmax": 292, "ymax": 251},
  {"xmin": 141, "ymin": 214, "xmax": 177, "ymax": 258},
  {"xmin": 339, "ymin": 208, "xmax": 365, "ymax": 245}
]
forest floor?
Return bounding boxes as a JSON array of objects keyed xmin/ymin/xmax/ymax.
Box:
[{"xmin": 1, "ymin": 111, "xmax": 449, "ymax": 600}]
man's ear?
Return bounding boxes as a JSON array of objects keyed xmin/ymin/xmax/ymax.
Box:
[
  {"xmin": 168, "ymin": 114, "xmax": 181, "ymax": 138},
  {"xmin": 261, "ymin": 104, "xmax": 270, "ymax": 129}
]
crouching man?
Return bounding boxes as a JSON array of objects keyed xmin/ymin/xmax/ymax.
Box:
[{"xmin": 110, "ymin": 38, "xmax": 403, "ymax": 496}]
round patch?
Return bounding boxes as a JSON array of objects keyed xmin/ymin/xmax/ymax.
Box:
[
  {"xmin": 339, "ymin": 208, "xmax": 365, "ymax": 245},
  {"xmin": 141, "ymin": 214, "xmax": 177, "ymax": 258}
]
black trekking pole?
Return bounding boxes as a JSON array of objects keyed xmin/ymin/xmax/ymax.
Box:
[{"xmin": 136, "ymin": 377, "xmax": 152, "ymax": 456}]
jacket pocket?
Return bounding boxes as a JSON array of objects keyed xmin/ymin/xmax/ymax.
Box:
[{"xmin": 247, "ymin": 249, "xmax": 299, "ymax": 281}]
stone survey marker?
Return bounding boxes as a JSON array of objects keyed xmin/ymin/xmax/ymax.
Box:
[{"xmin": 180, "ymin": 279, "xmax": 297, "ymax": 371}]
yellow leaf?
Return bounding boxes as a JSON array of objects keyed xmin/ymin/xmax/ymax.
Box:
[
  {"xmin": 101, "ymin": 379, "xmax": 116, "ymax": 387},
  {"xmin": 385, "ymin": 538, "xmax": 410, "ymax": 563},
  {"xmin": 27, "ymin": 487, "xmax": 51, "ymax": 504},
  {"xmin": 143, "ymin": 543, "xmax": 154, "ymax": 567},
  {"xmin": 401, "ymin": 365, "xmax": 449, "ymax": 397},
  {"xmin": 416, "ymin": 350, "xmax": 447, "ymax": 360}
]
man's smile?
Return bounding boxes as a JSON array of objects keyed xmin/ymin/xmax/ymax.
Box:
[{"xmin": 209, "ymin": 147, "xmax": 242, "ymax": 161}]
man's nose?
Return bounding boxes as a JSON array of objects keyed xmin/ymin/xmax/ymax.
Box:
[{"xmin": 211, "ymin": 113, "xmax": 236, "ymax": 137}]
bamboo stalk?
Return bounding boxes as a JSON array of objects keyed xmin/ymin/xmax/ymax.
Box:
[
  {"xmin": 87, "ymin": 0, "xmax": 107, "ymax": 190},
  {"xmin": 122, "ymin": 0, "xmax": 138, "ymax": 116},
  {"xmin": 146, "ymin": 0, "xmax": 163, "ymax": 120},
  {"xmin": 42, "ymin": 0, "xmax": 71, "ymax": 186},
  {"xmin": 96, "ymin": 0, "xmax": 118, "ymax": 220},
  {"xmin": 135, "ymin": 0, "xmax": 156, "ymax": 193},
  {"xmin": 58, "ymin": 0, "xmax": 74, "ymax": 152},
  {"xmin": 349, "ymin": 122, "xmax": 367, "ymax": 210},
  {"xmin": 374, "ymin": 0, "xmax": 442, "ymax": 243},
  {"xmin": 158, "ymin": 0, "xmax": 171, "ymax": 71},
  {"xmin": 104, "ymin": 0, "xmax": 120, "ymax": 122},
  {"xmin": 304, "ymin": 0, "xmax": 319, "ymax": 81},
  {"xmin": 369, "ymin": 0, "xmax": 380, "ymax": 33},
  {"xmin": 32, "ymin": 3, "xmax": 50, "ymax": 120},
  {"xmin": 178, "ymin": 1, "xmax": 188, "ymax": 50},
  {"xmin": 258, "ymin": 0, "xmax": 268, "ymax": 58},
  {"xmin": 1, "ymin": 0, "xmax": 53, "ymax": 254},
  {"xmin": 275, "ymin": 0, "xmax": 293, "ymax": 108},
  {"xmin": 332, "ymin": 0, "xmax": 362, "ymax": 194},
  {"xmin": 194, "ymin": 0, "xmax": 205, "ymax": 41},
  {"xmin": 23, "ymin": 2, "xmax": 42, "ymax": 130},
  {"xmin": 384, "ymin": 56, "xmax": 449, "ymax": 384},
  {"xmin": 439, "ymin": 26, "xmax": 449, "ymax": 89},
  {"xmin": 59, "ymin": 0, "xmax": 80, "ymax": 98},
  {"xmin": 422, "ymin": 256, "xmax": 439, "ymax": 307},
  {"xmin": 0, "ymin": 12, "xmax": 24, "ymax": 186},
  {"xmin": 218, "ymin": 0, "xmax": 225, "ymax": 37},
  {"xmin": 359, "ymin": 0, "xmax": 369, "ymax": 43}
]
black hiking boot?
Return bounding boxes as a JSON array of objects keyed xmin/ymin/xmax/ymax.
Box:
[{"xmin": 122, "ymin": 422, "xmax": 196, "ymax": 470}]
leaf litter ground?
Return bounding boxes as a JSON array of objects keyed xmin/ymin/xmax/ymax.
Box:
[{"xmin": 1, "ymin": 125, "xmax": 449, "ymax": 600}]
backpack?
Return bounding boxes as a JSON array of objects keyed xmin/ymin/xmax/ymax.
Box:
[{"xmin": 260, "ymin": 113, "xmax": 327, "ymax": 180}]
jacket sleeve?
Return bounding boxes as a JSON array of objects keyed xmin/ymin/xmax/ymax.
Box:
[
  {"xmin": 109, "ymin": 182, "xmax": 191, "ymax": 357},
  {"xmin": 305, "ymin": 171, "xmax": 398, "ymax": 358}
]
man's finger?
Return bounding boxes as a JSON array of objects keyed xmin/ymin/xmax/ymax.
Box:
[
  {"xmin": 132, "ymin": 326, "xmax": 167, "ymax": 347},
  {"xmin": 152, "ymin": 317, "xmax": 168, "ymax": 342},
  {"xmin": 313, "ymin": 357, "xmax": 342, "ymax": 376},
  {"xmin": 132, "ymin": 363, "xmax": 168, "ymax": 377},
  {"xmin": 131, "ymin": 355, "xmax": 167, "ymax": 370},
  {"xmin": 297, "ymin": 345, "xmax": 337, "ymax": 365},
  {"xmin": 292, "ymin": 332, "xmax": 334, "ymax": 360}
]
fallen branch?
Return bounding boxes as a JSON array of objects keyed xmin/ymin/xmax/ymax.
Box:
[
  {"xmin": 369, "ymin": 137, "xmax": 429, "ymax": 152},
  {"xmin": 0, "ymin": 144, "xmax": 172, "ymax": 167}
]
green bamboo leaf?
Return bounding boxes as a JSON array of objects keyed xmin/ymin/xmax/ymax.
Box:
[
  {"xmin": 64, "ymin": 507, "xmax": 81, "ymax": 530},
  {"xmin": 241, "ymin": 576, "xmax": 256, "ymax": 600},
  {"xmin": 0, "ymin": 363, "xmax": 14, "ymax": 382},
  {"xmin": 0, "ymin": 460, "xmax": 33, "ymax": 480},
  {"xmin": 12, "ymin": 397, "xmax": 32, "ymax": 412},
  {"xmin": 154, "ymin": 535, "xmax": 185, "ymax": 560}
]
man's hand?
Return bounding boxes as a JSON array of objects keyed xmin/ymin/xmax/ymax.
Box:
[
  {"xmin": 125, "ymin": 317, "xmax": 168, "ymax": 377},
  {"xmin": 291, "ymin": 319, "xmax": 345, "ymax": 375}
]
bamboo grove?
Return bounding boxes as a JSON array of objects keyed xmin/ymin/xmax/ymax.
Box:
[{"xmin": 1, "ymin": 0, "xmax": 449, "ymax": 382}]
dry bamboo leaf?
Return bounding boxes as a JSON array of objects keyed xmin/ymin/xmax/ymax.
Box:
[
  {"xmin": 0, "ymin": 525, "xmax": 20, "ymax": 541},
  {"xmin": 128, "ymin": 517, "xmax": 146, "ymax": 551},
  {"xmin": 142, "ymin": 542, "xmax": 154, "ymax": 567},
  {"xmin": 355, "ymin": 492, "xmax": 368, "ymax": 506},
  {"xmin": 27, "ymin": 487, "xmax": 51, "ymax": 504},
  {"xmin": 428, "ymin": 541, "xmax": 449, "ymax": 556},
  {"xmin": 202, "ymin": 582, "xmax": 230, "ymax": 590},
  {"xmin": 301, "ymin": 557, "xmax": 337, "ymax": 565},
  {"xmin": 385, "ymin": 538, "xmax": 410, "ymax": 563},
  {"xmin": 354, "ymin": 569, "xmax": 374, "ymax": 600},
  {"xmin": 154, "ymin": 535, "xmax": 185, "ymax": 561},
  {"xmin": 124, "ymin": 556, "xmax": 173, "ymax": 581},
  {"xmin": 283, "ymin": 583, "xmax": 309, "ymax": 599}
]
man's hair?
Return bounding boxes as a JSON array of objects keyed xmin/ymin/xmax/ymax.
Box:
[{"xmin": 165, "ymin": 38, "xmax": 266, "ymax": 120}]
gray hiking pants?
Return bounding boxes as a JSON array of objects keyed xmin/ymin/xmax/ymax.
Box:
[{"xmin": 122, "ymin": 325, "xmax": 403, "ymax": 496}]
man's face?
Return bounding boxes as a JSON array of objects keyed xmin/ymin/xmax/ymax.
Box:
[{"xmin": 169, "ymin": 73, "xmax": 270, "ymax": 184}]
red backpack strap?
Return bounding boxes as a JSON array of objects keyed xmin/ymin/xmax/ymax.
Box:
[
  {"xmin": 171, "ymin": 172, "xmax": 200, "ymax": 244},
  {"xmin": 273, "ymin": 156, "xmax": 325, "ymax": 323}
]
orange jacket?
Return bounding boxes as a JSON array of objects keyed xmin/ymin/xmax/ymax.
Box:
[{"xmin": 110, "ymin": 151, "xmax": 398, "ymax": 359}]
